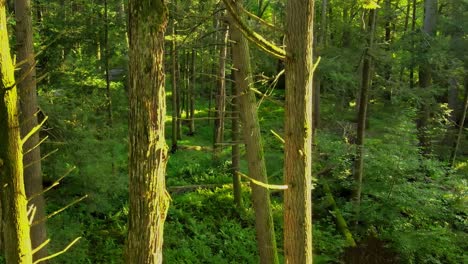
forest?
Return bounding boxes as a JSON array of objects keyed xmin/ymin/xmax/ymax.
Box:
[{"xmin": 0, "ymin": 0, "xmax": 467, "ymax": 263}]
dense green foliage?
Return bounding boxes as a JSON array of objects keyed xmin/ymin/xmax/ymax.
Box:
[{"xmin": 0, "ymin": 0, "xmax": 467, "ymax": 263}]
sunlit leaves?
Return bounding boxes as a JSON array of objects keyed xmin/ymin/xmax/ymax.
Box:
[{"xmin": 361, "ymin": 0, "xmax": 381, "ymax": 9}]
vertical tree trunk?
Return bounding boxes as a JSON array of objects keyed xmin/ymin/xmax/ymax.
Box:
[
  {"xmin": 352, "ymin": 8, "xmax": 377, "ymax": 228},
  {"xmin": 450, "ymin": 75, "xmax": 468, "ymax": 167},
  {"xmin": 409, "ymin": 0, "xmax": 417, "ymax": 89},
  {"xmin": 103, "ymin": 0, "xmax": 113, "ymax": 127},
  {"xmin": 313, "ymin": 0, "xmax": 327, "ymax": 132},
  {"xmin": 417, "ymin": 0, "xmax": 438, "ymax": 156},
  {"xmin": 171, "ymin": 17, "xmax": 179, "ymax": 152},
  {"xmin": 125, "ymin": 1, "xmax": 170, "ymax": 263},
  {"xmin": 214, "ymin": 21, "xmax": 229, "ymax": 158},
  {"xmin": 229, "ymin": 2, "xmax": 279, "ymax": 263},
  {"xmin": 0, "ymin": 1, "xmax": 33, "ymax": 262},
  {"xmin": 15, "ymin": 0, "xmax": 48, "ymax": 261},
  {"xmin": 189, "ymin": 49, "xmax": 196, "ymax": 135},
  {"xmin": 283, "ymin": 0, "xmax": 315, "ymax": 263},
  {"xmin": 231, "ymin": 67, "xmax": 243, "ymax": 209}
]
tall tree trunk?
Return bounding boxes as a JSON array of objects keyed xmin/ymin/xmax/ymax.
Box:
[
  {"xmin": 229, "ymin": 2, "xmax": 279, "ymax": 263},
  {"xmin": 189, "ymin": 49, "xmax": 196, "ymax": 135},
  {"xmin": 313, "ymin": 0, "xmax": 327, "ymax": 132},
  {"xmin": 171, "ymin": 17, "xmax": 179, "ymax": 152},
  {"xmin": 352, "ymin": 8, "xmax": 377, "ymax": 228},
  {"xmin": 230, "ymin": 66, "xmax": 242, "ymax": 209},
  {"xmin": 103, "ymin": 0, "xmax": 113, "ymax": 128},
  {"xmin": 450, "ymin": 75, "xmax": 468, "ymax": 167},
  {"xmin": 283, "ymin": 0, "xmax": 315, "ymax": 263},
  {"xmin": 409, "ymin": 0, "xmax": 417, "ymax": 89},
  {"xmin": 0, "ymin": 1, "xmax": 33, "ymax": 262},
  {"xmin": 417, "ymin": 0, "xmax": 438, "ymax": 156},
  {"xmin": 214, "ymin": 21, "xmax": 229, "ymax": 158},
  {"xmin": 15, "ymin": 0, "xmax": 48, "ymax": 261},
  {"xmin": 125, "ymin": 1, "xmax": 170, "ymax": 263}
]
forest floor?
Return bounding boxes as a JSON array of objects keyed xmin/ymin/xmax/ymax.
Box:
[{"xmin": 12, "ymin": 78, "xmax": 465, "ymax": 264}]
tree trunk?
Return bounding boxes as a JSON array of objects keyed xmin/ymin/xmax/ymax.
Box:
[
  {"xmin": 352, "ymin": 8, "xmax": 377, "ymax": 228},
  {"xmin": 313, "ymin": 0, "xmax": 327, "ymax": 132},
  {"xmin": 231, "ymin": 66, "xmax": 243, "ymax": 209},
  {"xmin": 171, "ymin": 17, "xmax": 178, "ymax": 152},
  {"xmin": 229, "ymin": 2, "xmax": 279, "ymax": 263},
  {"xmin": 214, "ymin": 21, "xmax": 229, "ymax": 158},
  {"xmin": 125, "ymin": 1, "xmax": 170, "ymax": 263},
  {"xmin": 189, "ymin": 49, "xmax": 196, "ymax": 135},
  {"xmin": 450, "ymin": 75, "xmax": 468, "ymax": 167},
  {"xmin": 417, "ymin": 0, "xmax": 438, "ymax": 156},
  {"xmin": 0, "ymin": 1, "xmax": 33, "ymax": 262},
  {"xmin": 283, "ymin": 0, "xmax": 315, "ymax": 263},
  {"xmin": 15, "ymin": 0, "xmax": 48, "ymax": 261}
]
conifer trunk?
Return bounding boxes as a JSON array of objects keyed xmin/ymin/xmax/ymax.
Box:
[
  {"xmin": 0, "ymin": 1, "xmax": 33, "ymax": 262},
  {"xmin": 417, "ymin": 0, "xmax": 438, "ymax": 156},
  {"xmin": 15, "ymin": 0, "xmax": 48, "ymax": 261},
  {"xmin": 283, "ymin": 0, "xmax": 315, "ymax": 262},
  {"xmin": 214, "ymin": 21, "xmax": 229, "ymax": 158},
  {"xmin": 125, "ymin": 1, "xmax": 170, "ymax": 263},
  {"xmin": 229, "ymin": 1, "xmax": 279, "ymax": 263}
]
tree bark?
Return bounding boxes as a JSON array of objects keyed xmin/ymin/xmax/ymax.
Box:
[
  {"xmin": 417, "ymin": 0, "xmax": 438, "ymax": 156},
  {"xmin": 214, "ymin": 20, "xmax": 229, "ymax": 158},
  {"xmin": 171, "ymin": 17, "xmax": 179, "ymax": 152},
  {"xmin": 15, "ymin": 0, "xmax": 48, "ymax": 261},
  {"xmin": 0, "ymin": 1, "xmax": 33, "ymax": 262},
  {"xmin": 450, "ymin": 75, "xmax": 468, "ymax": 167},
  {"xmin": 283, "ymin": 0, "xmax": 315, "ymax": 263},
  {"xmin": 125, "ymin": 1, "xmax": 170, "ymax": 263},
  {"xmin": 352, "ymin": 8, "xmax": 377, "ymax": 228},
  {"xmin": 230, "ymin": 65, "xmax": 242, "ymax": 209},
  {"xmin": 229, "ymin": 2, "xmax": 279, "ymax": 263},
  {"xmin": 189, "ymin": 49, "xmax": 196, "ymax": 135}
]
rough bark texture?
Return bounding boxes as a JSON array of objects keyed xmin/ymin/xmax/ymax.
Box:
[
  {"xmin": 352, "ymin": 8, "xmax": 377, "ymax": 228},
  {"xmin": 284, "ymin": 0, "xmax": 315, "ymax": 263},
  {"xmin": 214, "ymin": 21, "xmax": 229, "ymax": 158},
  {"xmin": 229, "ymin": 2, "xmax": 279, "ymax": 263},
  {"xmin": 0, "ymin": 1, "xmax": 34, "ymax": 262},
  {"xmin": 15, "ymin": 0, "xmax": 48, "ymax": 260},
  {"xmin": 125, "ymin": 1, "xmax": 170, "ymax": 263},
  {"xmin": 417, "ymin": 0, "xmax": 438, "ymax": 156}
]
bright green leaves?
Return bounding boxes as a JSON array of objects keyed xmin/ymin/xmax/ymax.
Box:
[{"xmin": 361, "ymin": 0, "xmax": 380, "ymax": 9}]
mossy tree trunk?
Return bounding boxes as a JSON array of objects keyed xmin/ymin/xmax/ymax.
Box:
[
  {"xmin": 229, "ymin": 1, "xmax": 279, "ymax": 263},
  {"xmin": 125, "ymin": 1, "xmax": 170, "ymax": 263},
  {"xmin": 0, "ymin": 1, "xmax": 33, "ymax": 262},
  {"xmin": 15, "ymin": 0, "xmax": 48, "ymax": 261},
  {"xmin": 283, "ymin": 0, "xmax": 315, "ymax": 262}
]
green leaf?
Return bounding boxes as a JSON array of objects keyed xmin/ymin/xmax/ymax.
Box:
[{"xmin": 362, "ymin": 0, "xmax": 381, "ymax": 9}]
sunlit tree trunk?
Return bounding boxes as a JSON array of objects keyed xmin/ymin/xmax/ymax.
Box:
[
  {"xmin": 15, "ymin": 0, "xmax": 48, "ymax": 261},
  {"xmin": 125, "ymin": 1, "xmax": 170, "ymax": 263},
  {"xmin": 283, "ymin": 0, "xmax": 315, "ymax": 262},
  {"xmin": 214, "ymin": 21, "xmax": 229, "ymax": 158},
  {"xmin": 352, "ymin": 8, "xmax": 377, "ymax": 228},
  {"xmin": 171, "ymin": 16, "xmax": 179, "ymax": 152},
  {"xmin": 229, "ymin": 1, "xmax": 279, "ymax": 263},
  {"xmin": 0, "ymin": 1, "xmax": 33, "ymax": 262},
  {"xmin": 230, "ymin": 67, "xmax": 242, "ymax": 209}
]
